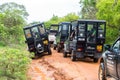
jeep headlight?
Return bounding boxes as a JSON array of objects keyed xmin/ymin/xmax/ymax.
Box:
[{"xmin": 43, "ymin": 40, "xmax": 48, "ymax": 45}]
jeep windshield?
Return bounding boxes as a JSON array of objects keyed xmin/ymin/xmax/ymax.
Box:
[
  {"xmin": 61, "ymin": 24, "xmax": 69, "ymax": 35},
  {"xmin": 31, "ymin": 26, "xmax": 40, "ymax": 38}
]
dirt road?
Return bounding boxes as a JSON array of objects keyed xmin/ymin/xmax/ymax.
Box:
[{"xmin": 27, "ymin": 48, "xmax": 99, "ymax": 80}]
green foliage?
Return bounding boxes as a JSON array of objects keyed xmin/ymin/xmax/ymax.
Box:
[
  {"xmin": 96, "ymin": 0, "xmax": 120, "ymax": 43},
  {"xmin": 79, "ymin": 0, "xmax": 97, "ymax": 19},
  {"xmin": 106, "ymin": 27, "xmax": 119, "ymax": 44},
  {"xmin": 0, "ymin": 3, "xmax": 31, "ymax": 79},
  {"xmin": 0, "ymin": 2, "xmax": 29, "ymax": 19},
  {"xmin": 45, "ymin": 13, "xmax": 79, "ymax": 28},
  {"xmin": 0, "ymin": 24, "xmax": 8, "ymax": 45},
  {"xmin": 62, "ymin": 13, "xmax": 79, "ymax": 22},
  {"xmin": 0, "ymin": 47, "xmax": 31, "ymax": 80},
  {"xmin": 0, "ymin": 2, "xmax": 28, "ymax": 45}
]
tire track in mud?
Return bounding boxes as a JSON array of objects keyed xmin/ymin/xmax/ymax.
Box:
[
  {"xmin": 28, "ymin": 60, "xmax": 47, "ymax": 80},
  {"xmin": 39, "ymin": 58, "xmax": 73, "ymax": 80},
  {"xmin": 28, "ymin": 48, "xmax": 99, "ymax": 80}
]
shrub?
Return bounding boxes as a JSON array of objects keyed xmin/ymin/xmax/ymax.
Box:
[{"xmin": 0, "ymin": 48, "xmax": 31, "ymax": 80}]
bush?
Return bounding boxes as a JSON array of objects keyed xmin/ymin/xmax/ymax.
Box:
[
  {"xmin": 106, "ymin": 27, "xmax": 119, "ymax": 44},
  {"xmin": 0, "ymin": 41, "xmax": 6, "ymax": 46},
  {"xmin": 0, "ymin": 48, "xmax": 31, "ymax": 80}
]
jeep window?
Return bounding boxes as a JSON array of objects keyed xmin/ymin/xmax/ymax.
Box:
[
  {"xmin": 32, "ymin": 27, "xmax": 39, "ymax": 33},
  {"xmin": 38, "ymin": 26, "xmax": 45, "ymax": 34},
  {"xmin": 87, "ymin": 23, "xmax": 97, "ymax": 42},
  {"xmin": 58, "ymin": 25, "xmax": 62, "ymax": 32},
  {"xmin": 31, "ymin": 27, "xmax": 39, "ymax": 37},
  {"xmin": 50, "ymin": 26, "xmax": 58, "ymax": 30},
  {"xmin": 98, "ymin": 23, "xmax": 105, "ymax": 38},
  {"xmin": 25, "ymin": 29, "xmax": 32, "ymax": 38},
  {"xmin": 63, "ymin": 24, "xmax": 68, "ymax": 30},
  {"xmin": 113, "ymin": 40, "xmax": 120, "ymax": 52},
  {"xmin": 78, "ymin": 23, "xmax": 85, "ymax": 37}
]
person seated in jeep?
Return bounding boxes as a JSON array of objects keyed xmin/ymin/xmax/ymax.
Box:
[
  {"xmin": 87, "ymin": 26, "xmax": 96, "ymax": 42},
  {"xmin": 70, "ymin": 27, "xmax": 77, "ymax": 40}
]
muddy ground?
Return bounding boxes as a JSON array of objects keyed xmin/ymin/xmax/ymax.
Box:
[{"xmin": 27, "ymin": 48, "xmax": 100, "ymax": 80}]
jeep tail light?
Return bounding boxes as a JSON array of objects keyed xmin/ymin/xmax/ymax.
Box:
[
  {"xmin": 60, "ymin": 41, "xmax": 64, "ymax": 44},
  {"xmin": 77, "ymin": 48, "xmax": 83, "ymax": 51}
]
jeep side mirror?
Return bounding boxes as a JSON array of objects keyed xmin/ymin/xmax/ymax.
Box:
[{"xmin": 104, "ymin": 44, "xmax": 111, "ymax": 51}]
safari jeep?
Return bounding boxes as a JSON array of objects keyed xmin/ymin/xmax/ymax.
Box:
[
  {"xmin": 48, "ymin": 24, "xmax": 59, "ymax": 45},
  {"xmin": 53, "ymin": 22, "xmax": 71, "ymax": 52},
  {"xmin": 98, "ymin": 37, "xmax": 120, "ymax": 80},
  {"xmin": 23, "ymin": 23, "xmax": 52, "ymax": 57},
  {"xmin": 63, "ymin": 20, "xmax": 106, "ymax": 62}
]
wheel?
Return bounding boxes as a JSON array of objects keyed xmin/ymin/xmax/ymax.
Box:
[
  {"xmin": 71, "ymin": 50, "xmax": 76, "ymax": 61},
  {"xmin": 94, "ymin": 58, "xmax": 98, "ymax": 63},
  {"xmin": 53, "ymin": 46, "xmax": 56, "ymax": 50},
  {"xmin": 63, "ymin": 51, "xmax": 67, "ymax": 58},
  {"xmin": 53, "ymin": 44, "xmax": 57, "ymax": 50},
  {"xmin": 48, "ymin": 48, "xmax": 52, "ymax": 55},
  {"xmin": 57, "ymin": 47, "xmax": 60, "ymax": 52},
  {"xmin": 98, "ymin": 62, "xmax": 106, "ymax": 80},
  {"xmin": 47, "ymin": 46, "xmax": 52, "ymax": 55}
]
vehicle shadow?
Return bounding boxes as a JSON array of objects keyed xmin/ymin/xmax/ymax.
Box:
[
  {"xmin": 32, "ymin": 52, "xmax": 51, "ymax": 59},
  {"xmin": 66, "ymin": 54, "xmax": 98, "ymax": 63}
]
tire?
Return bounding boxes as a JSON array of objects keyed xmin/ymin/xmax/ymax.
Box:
[
  {"xmin": 48, "ymin": 47, "xmax": 52, "ymax": 55},
  {"xmin": 94, "ymin": 58, "xmax": 98, "ymax": 63},
  {"xmin": 71, "ymin": 50, "xmax": 76, "ymax": 61},
  {"xmin": 53, "ymin": 46, "xmax": 56, "ymax": 50},
  {"xmin": 63, "ymin": 51, "xmax": 67, "ymax": 58},
  {"xmin": 57, "ymin": 47, "xmax": 60, "ymax": 52},
  {"xmin": 98, "ymin": 62, "xmax": 106, "ymax": 80},
  {"xmin": 53, "ymin": 44, "xmax": 57, "ymax": 50}
]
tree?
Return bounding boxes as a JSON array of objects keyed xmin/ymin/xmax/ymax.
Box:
[
  {"xmin": 0, "ymin": 2, "xmax": 28, "ymax": 27},
  {"xmin": 62, "ymin": 13, "xmax": 79, "ymax": 21},
  {"xmin": 96, "ymin": 0, "xmax": 120, "ymax": 43},
  {"xmin": 0, "ymin": 2, "xmax": 28, "ymax": 19},
  {"xmin": 45, "ymin": 13, "xmax": 79, "ymax": 28},
  {"xmin": 79, "ymin": 0, "xmax": 97, "ymax": 19},
  {"xmin": 44, "ymin": 15, "xmax": 59, "ymax": 28},
  {"xmin": 0, "ymin": 2, "xmax": 29, "ymax": 44}
]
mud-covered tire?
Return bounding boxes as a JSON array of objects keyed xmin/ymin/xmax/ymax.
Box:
[
  {"xmin": 48, "ymin": 48, "xmax": 52, "ymax": 55},
  {"xmin": 53, "ymin": 46, "xmax": 56, "ymax": 50},
  {"xmin": 57, "ymin": 47, "xmax": 60, "ymax": 52},
  {"xmin": 71, "ymin": 50, "xmax": 76, "ymax": 61},
  {"xmin": 98, "ymin": 62, "xmax": 106, "ymax": 80},
  {"xmin": 94, "ymin": 58, "xmax": 98, "ymax": 63},
  {"xmin": 53, "ymin": 44, "xmax": 57, "ymax": 50},
  {"xmin": 63, "ymin": 51, "xmax": 67, "ymax": 58}
]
